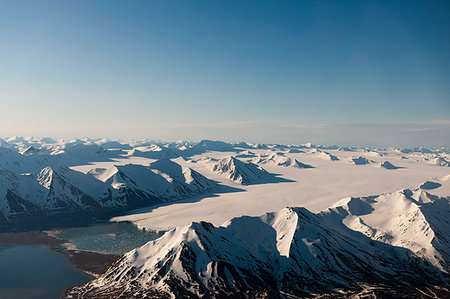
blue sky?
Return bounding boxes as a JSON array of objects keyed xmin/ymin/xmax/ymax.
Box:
[{"xmin": 0, "ymin": 0, "xmax": 449, "ymax": 146}]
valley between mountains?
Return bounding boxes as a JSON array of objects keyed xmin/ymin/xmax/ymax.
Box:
[{"xmin": 0, "ymin": 137, "xmax": 449, "ymax": 298}]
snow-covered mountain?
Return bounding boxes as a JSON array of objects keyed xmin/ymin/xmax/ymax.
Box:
[
  {"xmin": 0, "ymin": 147, "xmax": 51, "ymax": 173},
  {"xmin": 363, "ymin": 149, "xmax": 384, "ymax": 157},
  {"xmin": 0, "ymin": 138, "xmax": 14, "ymax": 148},
  {"xmin": 67, "ymin": 198, "xmax": 449, "ymax": 298},
  {"xmin": 211, "ymin": 156, "xmax": 270, "ymax": 184},
  {"xmin": 255, "ymin": 153, "xmax": 313, "ymax": 169},
  {"xmin": 0, "ymin": 159, "xmax": 216, "ymax": 231},
  {"xmin": 0, "ymin": 169, "xmax": 43, "ymax": 227},
  {"xmin": 191, "ymin": 139, "xmax": 235, "ymax": 152},
  {"xmin": 149, "ymin": 158, "xmax": 216, "ymax": 193},
  {"xmin": 94, "ymin": 161, "xmax": 215, "ymax": 201},
  {"xmin": 348, "ymin": 157, "xmax": 402, "ymax": 169},
  {"xmin": 34, "ymin": 166, "xmax": 107, "ymax": 212},
  {"xmin": 287, "ymin": 148, "xmax": 304, "ymax": 153},
  {"xmin": 379, "ymin": 160, "xmax": 400, "ymax": 169},
  {"xmin": 313, "ymin": 150, "xmax": 339, "ymax": 161},
  {"xmin": 348, "ymin": 156, "xmax": 375, "ymax": 165},
  {"xmin": 0, "ymin": 166, "xmax": 111, "ymax": 230},
  {"xmin": 337, "ymin": 146, "xmax": 354, "ymax": 152},
  {"xmin": 322, "ymin": 187, "xmax": 450, "ymax": 272},
  {"xmin": 126, "ymin": 147, "xmax": 183, "ymax": 159},
  {"xmin": 234, "ymin": 150, "xmax": 257, "ymax": 158},
  {"xmin": 428, "ymin": 157, "xmax": 450, "ymax": 167}
]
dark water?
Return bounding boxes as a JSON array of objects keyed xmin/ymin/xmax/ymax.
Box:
[
  {"xmin": 50, "ymin": 221, "xmax": 163, "ymax": 255},
  {"xmin": 0, "ymin": 244, "xmax": 91, "ymax": 299},
  {"xmin": 0, "ymin": 222, "xmax": 163, "ymax": 298}
]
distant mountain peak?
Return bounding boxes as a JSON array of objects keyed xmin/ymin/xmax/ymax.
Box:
[{"xmin": 212, "ymin": 156, "xmax": 268, "ymax": 184}]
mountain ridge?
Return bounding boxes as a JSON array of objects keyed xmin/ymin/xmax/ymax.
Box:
[{"xmin": 67, "ymin": 199, "xmax": 449, "ymax": 298}]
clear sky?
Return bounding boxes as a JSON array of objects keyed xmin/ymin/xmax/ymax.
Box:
[{"xmin": 1, "ymin": 0, "xmax": 449, "ymax": 147}]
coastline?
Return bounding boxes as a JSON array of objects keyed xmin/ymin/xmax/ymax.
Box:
[{"xmin": 0, "ymin": 231, "xmax": 120, "ymax": 278}]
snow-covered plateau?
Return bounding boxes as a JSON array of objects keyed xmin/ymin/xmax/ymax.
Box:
[{"xmin": 0, "ymin": 137, "xmax": 449, "ymax": 297}]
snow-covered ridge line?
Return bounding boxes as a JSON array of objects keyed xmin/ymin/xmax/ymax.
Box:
[
  {"xmin": 67, "ymin": 184, "xmax": 450, "ymax": 298},
  {"xmin": 322, "ymin": 187, "xmax": 450, "ymax": 271},
  {"xmin": 1, "ymin": 137, "xmax": 449, "ymax": 232},
  {"xmin": 0, "ymin": 158, "xmax": 216, "ymax": 231},
  {"xmin": 2, "ymin": 136, "xmax": 450, "ymax": 155}
]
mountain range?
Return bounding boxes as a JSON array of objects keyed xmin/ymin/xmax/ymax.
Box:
[{"xmin": 1, "ymin": 137, "xmax": 449, "ymax": 297}]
